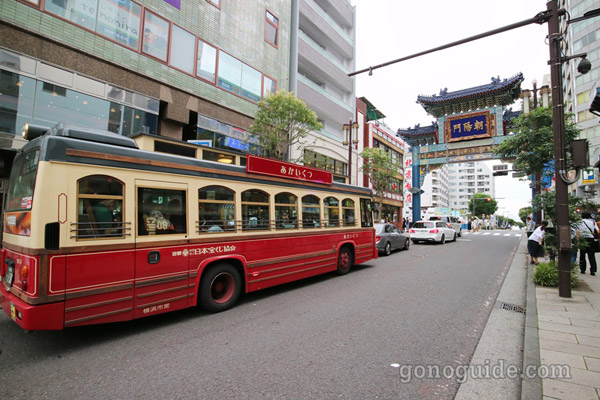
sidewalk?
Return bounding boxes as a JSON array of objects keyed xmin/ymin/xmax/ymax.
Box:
[{"xmin": 534, "ymin": 267, "xmax": 600, "ymax": 399}]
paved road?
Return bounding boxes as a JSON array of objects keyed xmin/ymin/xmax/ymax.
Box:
[{"xmin": 0, "ymin": 230, "xmax": 523, "ymax": 399}]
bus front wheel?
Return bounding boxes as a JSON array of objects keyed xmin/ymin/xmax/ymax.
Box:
[
  {"xmin": 337, "ymin": 246, "xmax": 353, "ymax": 275},
  {"xmin": 199, "ymin": 263, "xmax": 241, "ymax": 313}
]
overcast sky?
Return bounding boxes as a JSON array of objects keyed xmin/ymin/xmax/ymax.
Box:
[{"xmin": 352, "ymin": 0, "xmax": 552, "ymax": 220}]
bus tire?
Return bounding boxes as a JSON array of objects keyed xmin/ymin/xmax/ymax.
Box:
[
  {"xmin": 199, "ymin": 263, "xmax": 241, "ymax": 313},
  {"xmin": 337, "ymin": 246, "xmax": 353, "ymax": 275}
]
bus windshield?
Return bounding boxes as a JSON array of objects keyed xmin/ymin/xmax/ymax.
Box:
[{"xmin": 6, "ymin": 150, "xmax": 40, "ymax": 212}]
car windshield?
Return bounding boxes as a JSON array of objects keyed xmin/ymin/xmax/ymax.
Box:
[
  {"xmin": 413, "ymin": 222, "xmax": 434, "ymax": 229},
  {"xmin": 374, "ymin": 223, "xmax": 385, "ymax": 234}
]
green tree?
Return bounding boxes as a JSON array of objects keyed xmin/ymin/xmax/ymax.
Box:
[
  {"xmin": 249, "ymin": 90, "xmax": 322, "ymax": 162},
  {"xmin": 360, "ymin": 147, "xmax": 402, "ymax": 217},
  {"xmin": 532, "ymin": 191, "xmax": 596, "ymax": 258},
  {"xmin": 494, "ymin": 107, "xmax": 579, "ymax": 183},
  {"xmin": 468, "ymin": 194, "xmax": 498, "ymax": 218},
  {"xmin": 519, "ymin": 206, "xmax": 533, "ymax": 224}
]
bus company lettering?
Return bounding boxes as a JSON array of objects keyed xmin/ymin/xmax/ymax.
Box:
[
  {"xmin": 142, "ymin": 303, "xmax": 170, "ymax": 314},
  {"xmin": 280, "ymin": 166, "xmax": 313, "ymax": 179},
  {"xmin": 172, "ymin": 245, "xmax": 237, "ymax": 257},
  {"xmin": 344, "ymin": 233, "xmax": 359, "ymax": 240}
]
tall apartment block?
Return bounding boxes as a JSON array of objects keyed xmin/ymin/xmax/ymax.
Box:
[
  {"xmin": 289, "ymin": 0, "xmax": 357, "ymax": 184},
  {"xmin": 561, "ymin": 0, "xmax": 600, "ymax": 201},
  {"xmin": 448, "ymin": 162, "xmax": 495, "ymax": 213}
]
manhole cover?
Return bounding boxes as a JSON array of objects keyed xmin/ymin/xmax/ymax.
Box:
[{"xmin": 500, "ymin": 302, "xmax": 526, "ymax": 314}]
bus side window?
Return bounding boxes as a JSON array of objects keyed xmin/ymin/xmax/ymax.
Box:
[
  {"xmin": 241, "ymin": 189, "xmax": 270, "ymax": 231},
  {"xmin": 77, "ymin": 175, "xmax": 124, "ymax": 239},
  {"xmin": 138, "ymin": 187, "xmax": 187, "ymax": 236},
  {"xmin": 360, "ymin": 198, "xmax": 373, "ymax": 228},
  {"xmin": 302, "ymin": 195, "xmax": 320, "ymax": 228},
  {"xmin": 342, "ymin": 198, "xmax": 355, "ymax": 226},
  {"xmin": 198, "ymin": 185, "xmax": 235, "ymax": 233}
]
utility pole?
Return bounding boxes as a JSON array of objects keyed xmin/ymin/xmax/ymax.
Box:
[{"xmin": 547, "ymin": 0, "xmax": 571, "ymax": 298}]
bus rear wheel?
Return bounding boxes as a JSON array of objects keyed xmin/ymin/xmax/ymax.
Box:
[
  {"xmin": 337, "ymin": 246, "xmax": 353, "ymax": 275},
  {"xmin": 200, "ymin": 263, "xmax": 241, "ymax": 313}
]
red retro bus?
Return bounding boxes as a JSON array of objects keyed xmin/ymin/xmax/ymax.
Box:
[{"xmin": 0, "ymin": 123, "xmax": 376, "ymax": 330}]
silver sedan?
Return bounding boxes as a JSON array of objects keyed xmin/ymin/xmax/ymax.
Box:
[{"xmin": 375, "ymin": 223, "xmax": 410, "ymax": 256}]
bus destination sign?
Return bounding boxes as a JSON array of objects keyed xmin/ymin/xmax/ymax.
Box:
[{"xmin": 246, "ymin": 155, "xmax": 333, "ymax": 185}]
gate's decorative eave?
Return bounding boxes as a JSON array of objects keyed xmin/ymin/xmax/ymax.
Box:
[
  {"xmin": 416, "ymin": 73, "xmax": 524, "ymax": 118},
  {"xmin": 397, "ymin": 123, "xmax": 439, "ymax": 147}
]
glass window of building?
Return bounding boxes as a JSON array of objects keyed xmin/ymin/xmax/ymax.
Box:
[
  {"xmin": 241, "ymin": 190, "xmax": 270, "ymax": 231},
  {"xmin": 45, "ymin": 0, "xmax": 142, "ymax": 50},
  {"xmin": 275, "ymin": 193, "xmax": 297, "ymax": 229},
  {"xmin": 197, "ymin": 40, "xmax": 217, "ymax": 83},
  {"xmin": 0, "ymin": 71, "xmax": 35, "ymax": 135},
  {"xmin": 170, "ymin": 25, "xmax": 196, "ymax": 75},
  {"xmin": 207, "ymin": 0, "xmax": 220, "ymax": 8},
  {"xmin": 199, "ymin": 186, "xmax": 235, "ymax": 232},
  {"xmin": 142, "ymin": 11, "xmax": 170, "ymax": 62},
  {"xmin": 263, "ymin": 75, "xmax": 277, "ymax": 98},
  {"xmin": 218, "ymin": 52, "xmax": 261, "ymax": 102},
  {"xmin": 265, "ymin": 10, "xmax": 279, "ymax": 47},
  {"xmin": 342, "ymin": 199, "xmax": 355, "ymax": 226},
  {"xmin": 77, "ymin": 175, "xmax": 124, "ymax": 239},
  {"xmin": 323, "ymin": 197, "xmax": 340, "ymax": 227},
  {"xmin": 96, "ymin": 0, "xmax": 142, "ymax": 50},
  {"xmin": 202, "ymin": 150, "xmax": 235, "ymax": 165},
  {"xmin": 302, "ymin": 195, "xmax": 320, "ymax": 228},
  {"xmin": 0, "ymin": 68, "xmax": 158, "ymax": 136}
]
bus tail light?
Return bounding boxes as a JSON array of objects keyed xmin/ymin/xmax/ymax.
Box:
[
  {"xmin": 0, "ymin": 249, "xmax": 6, "ymax": 276},
  {"xmin": 21, "ymin": 265, "xmax": 28, "ymax": 278},
  {"xmin": 429, "ymin": 229, "xmax": 439, "ymax": 233},
  {"xmin": 375, "ymin": 236, "xmax": 381, "ymax": 242},
  {"xmin": 21, "ymin": 280, "xmax": 27, "ymax": 292}
]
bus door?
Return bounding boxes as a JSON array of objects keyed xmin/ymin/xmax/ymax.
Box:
[
  {"xmin": 134, "ymin": 181, "xmax": 189, "ymax": 319},
  {"xmin": 64, "ymin": 174, "xmax": 134, "ymax": 328}
]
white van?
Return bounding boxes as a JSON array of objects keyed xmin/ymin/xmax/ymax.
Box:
[{"xmin": 426, "ymin": 215, "xmax": 463, "ymax": 237}]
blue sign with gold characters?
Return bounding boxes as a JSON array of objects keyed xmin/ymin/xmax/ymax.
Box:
[{"xmin": 445, "ymin": 111, "xmax": 493, "ymax": 143}]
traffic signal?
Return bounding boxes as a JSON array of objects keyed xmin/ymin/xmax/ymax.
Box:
[
  {"xmin": 492, "ymin": 170, "xmax": 508, "ymax": 176},
  {"xmin": 486, "ymin": 198, "xmax": 491, "ymax": 202}
]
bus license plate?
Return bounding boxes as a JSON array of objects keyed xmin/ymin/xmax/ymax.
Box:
[
  {"xmin": 4, "ymin": 265, "xmax": 14, "ymax": 287},
  {"xmin": 10, "ymin": 303, "xmax": 16, "ymax": 321}
]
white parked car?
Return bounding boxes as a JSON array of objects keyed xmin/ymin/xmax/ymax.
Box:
[
  {"xmin": 426, "ymin": 215, "xmax": 463, "ymax": 237},
  {"xmin": 410, "ymin": 220, "xmax": 457, "ymax": 244}
]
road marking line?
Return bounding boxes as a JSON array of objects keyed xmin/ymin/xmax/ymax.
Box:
[
  {"xmin": 504, "ymin": 234, "xmax": 511, "ymax": 236},
  {"xmin": 493, "ymin": 233, "xmax": 500, "ymax": 236}
]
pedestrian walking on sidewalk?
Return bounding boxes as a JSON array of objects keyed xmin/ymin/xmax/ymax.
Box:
[
  {"xmin": 576, "ymin": 211, "xmax": 598, "ymax": 276},
  {"xmin": 527, "ymin": 220, "xmax": 548, "ymax": 265}
]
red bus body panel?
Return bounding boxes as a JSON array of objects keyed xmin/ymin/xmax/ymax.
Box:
[{"xmin": 1, "ymin": 230, "xmax": 375, "ymax": 330}]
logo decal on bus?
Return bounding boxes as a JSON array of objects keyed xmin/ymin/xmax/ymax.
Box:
[
  {"xmin": 172, "ymin": 245, "xmax": 237, "ymax": 257},
  {"xmin": 142, "ymin": 303, "xmax": 170, "ymax": 314}
]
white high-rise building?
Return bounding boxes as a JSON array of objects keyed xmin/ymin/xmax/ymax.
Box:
[
  {"xmin": 448, "ymin": 162, "xmax": 496, "ymax": 213},
  {"xmin": 561, "ymin": 0, "xmax": 600, "ymax": 201}
]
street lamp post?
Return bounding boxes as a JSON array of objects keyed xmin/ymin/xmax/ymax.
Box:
[{"xmin": 342, "ymin": 121, "xmax": 359, "ymax": 185}]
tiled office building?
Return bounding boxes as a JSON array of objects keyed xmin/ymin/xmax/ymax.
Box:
[{"xmin": 0, "ymin": 0, "xmax": 291, "ymax": 200}]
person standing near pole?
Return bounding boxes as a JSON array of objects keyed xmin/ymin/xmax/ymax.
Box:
[
  {"xmin": 526, "ymin": 216, "xmax": 535, "ymax": 238},
  {"xmin": 576, "ymin": 211, "xmax": 598, "ymax": 276},
  {"xmin": 528, "ymin": 220, "xmax": 548, "ymax": 265}
]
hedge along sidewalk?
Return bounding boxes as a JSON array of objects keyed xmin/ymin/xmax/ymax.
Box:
[{"xmin": 535, "ymin": 265, "xmax": 600, "ymax": 400}]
